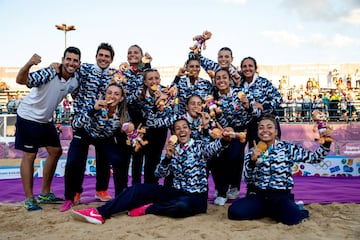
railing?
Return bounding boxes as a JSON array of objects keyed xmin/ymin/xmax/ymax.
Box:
[{"xmin": 276, "ymin": 100, "xmax": 359, "ymax": 123}]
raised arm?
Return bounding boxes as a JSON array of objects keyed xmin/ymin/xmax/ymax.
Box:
[{"xmin": 16, "ymin": 54, "xmax": 42, "ymax": 85}]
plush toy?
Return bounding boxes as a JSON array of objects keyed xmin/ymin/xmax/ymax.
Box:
[
  {"xmin": 150, "ymin": 84, "xmax": 178, "ymax": 112},
  {"xmin": 189, "ymin": 30, "xmax": 212, "ymax": 55},
  {"xmin": 207, "ymin": 70, "xmax": 215, "ymax": 79},
  {"xmin": 312, "ymin": 110, "xmax": 333, "ymax": 144},
  {"xmin": 209, "ymin": 126, "xmax": 246, "ymax": 143},
  {"xmin": 223, "ymin": 130, "xmax": 247, "ymax": 143},
  {"xmin": 203, "ymin": 94, "xmax": 223, "ymax": 117},
  {"xmin": 121, "ymin": 122, "xmax": 148, "ymax": 152},
  {"xmin": 110, "ymin": 62, "xmax": 129, "ymax": 84}
]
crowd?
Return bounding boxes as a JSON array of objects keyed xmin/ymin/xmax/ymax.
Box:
[
  {"xmin": 276, "ymin": 76, "xmax": 359, "ymax": 122},
  {"xmin": 14, "ymin": 35, "xmax": 333, "ymax": 226}
]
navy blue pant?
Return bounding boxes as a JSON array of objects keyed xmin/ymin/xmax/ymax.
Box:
[
  {"xmin": 64, "ymin": 128, "xmax": 129, "ymax": 200},
  {"xmin": 97, "ymin": 183, "xmax": 208, "ymax": 219},
  {"xmin": 228, "ymin": 188, "xmax": 309, "ymax": 225},
  {"xmin": 131, "ymin": 127, "xmax": 168, "ymax": 185},
  {"xmin": 209, "ymin": 138, "xmax": 246, "ymax": 197}
]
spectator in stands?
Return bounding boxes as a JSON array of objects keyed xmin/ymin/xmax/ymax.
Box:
[
  {"xmin": 312, "ymin": 94, "xmax": 324, "ymax": 112},
  {"xmin": 62, "ymin": 96, "xmax": 71, "ymax": 123},
  {"xmin": 329, "ymin": 89, "xmax": 340, "ymax": 120},
  {"xmin": 295, "ymin": 95, "xmax": 303, "ymax": 122},
  {"xmin": 355, "ymin": 68, "xmax": 360, "ymax": 88},
  {"xmin": 6, "ymin": 96, "xmax": 19, "ymax": 114},
  {"xmin": 346, "ymin": 91, "xmax": 357, "ymax": 121},
  {"xmin": 15, "ymin": 47, "xmax": 81, "ymax": 211},
  {"xmin": 302, "ymin": 93, "xmax": 312, "ymax": 121},
  {"xmin": 322, "ymin": 93, "xmax": 330, "ymax": 118},
  {"xmin": 285, "ymin": 95, "xmax": 295, "ymax": 122}
]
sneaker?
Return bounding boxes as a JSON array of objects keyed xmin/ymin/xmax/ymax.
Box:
[
  {"xmin": 296, "ymin": 200, "xmax": 305, "ymax": 210},
  {"xmin": 60, "ymin": 200, "xmax": 74, "ymax": 212},
  {"xmin": 74, "ymin": 192, "xmax": 81, "ymax": 205},
  {"xmin": 38, "ymin": 192, "xmax": 63, "ymax": 204},
  {"xmin": 24, "ymin": 197, "xmax": 42, "ymax": 211},
  {"xmin": 95, "ymin": 191, "xmax": 112, "ymax": 202},
  {"xmin": 71, "ymin": 208, "xmax": 105, "ymax": 224},
  {"xmin": 227, "ymin": 187, "xmax": 240, "ymax": 200},
  {"xmin": 214, "ymin": 196, "xmax": 227, "ymax": 206},
  {"xmin": 128, "ymin": 203, "xmax": 153, "ymax": 217}
]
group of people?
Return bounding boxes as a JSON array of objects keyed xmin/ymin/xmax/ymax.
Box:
[{"xmin": 15, "ymin": 39, "xmax": 333, "ymax": 226}]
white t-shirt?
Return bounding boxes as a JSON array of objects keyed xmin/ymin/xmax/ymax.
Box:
[{"xmin": 17, "ymin": 67, "xmax": 79, "ymax": 123}]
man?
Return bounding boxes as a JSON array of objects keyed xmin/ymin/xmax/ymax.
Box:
[
  {"xmin": 60, "ymin": 43, "xmax": 118, "ymax": 212},
  {"xmin": 15, "ymin": 47, "xmax": 81, "ymax": 211}
]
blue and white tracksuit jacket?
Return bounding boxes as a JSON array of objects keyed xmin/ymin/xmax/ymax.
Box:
[
  {"xmin": 215, "ymin": 87, "xmax": 261, "ymax": 130},
  {"xmin": 155, "ymin": 138, "xmax": 228, "ymax": 194},
  {"xmin": 172, "ymin": 76, "xmax": 213, "ymax": 116},
  {"xmin": 244, "ymin": 141, "xmax": 330, "ymax": 191},
  {"xmin": 238, "ymin": 74, "xmax": 282, "ymax": 115}
]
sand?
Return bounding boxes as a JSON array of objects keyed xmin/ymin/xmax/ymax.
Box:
[{"xmin": 0, "ymin": 202, "xmax": 359, "ymax": 240}]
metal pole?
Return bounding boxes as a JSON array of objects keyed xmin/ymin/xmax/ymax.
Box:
[
  {"xmin": 55, "ymin": 24, "xmax": 76, "ymax": 50},
  {"xmin": 64, "ymin": 30, "xmax": 67, "ymax": 49}
]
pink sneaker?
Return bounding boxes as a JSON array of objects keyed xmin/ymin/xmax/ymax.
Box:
[
  {"xmin": 128, "ymin": 203, "xmax": 153, "ymax": 217},
  {"xmin": 60, "ymin": 200, "xmax": 74, "ymax": 212},
  {"xmin": 71, "ymin": 207, "xmax": 105, "ymax": 224}
]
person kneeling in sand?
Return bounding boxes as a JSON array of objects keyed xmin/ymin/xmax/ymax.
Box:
[{"xmin": 71, "ymin": 118, "xmax": 232, "ymax": 224}]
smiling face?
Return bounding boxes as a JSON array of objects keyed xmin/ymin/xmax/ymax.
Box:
[
  {"xmin": 127, "ymin": 45, "xmax": 143, "ymax": 67},
  {"xmin": 214, "ymin": 69, "xmax": 230, "ymax": 94},
  {"xmin": 186, "ymin": 59, "xmax": 201, "ymax": 80},
  {"xmin": 257, "ymin": 119, "xmax": 278, "ymax": 145},
  {"xmin": 217, "ymin": 49, "xmax": 233, "ymax": 68},
  {"xmin": 61, "ymin": 52, "xmax": 81, "ymax": 78},
  {"xmin": 173, "ymin": 119, "xmax": 191, "ymax": 145},
  {"xmin": 96, "ymin": 49, "xmax": 113, "ymax": 70},
  {"xmin": 240, "ymin": 58, "xmax": 257, "ymax": 82}
]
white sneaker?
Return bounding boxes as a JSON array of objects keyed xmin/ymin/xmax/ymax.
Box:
[
  {"xmin": 213, "ymin": 190, "xmax": 218, "ymax": 198},
  {"xmin": 227, "ymin": 188, "xmax": 240, "ymax": 200},
  {"xmin": 214, "ymin": 197, "xmax": 227, "ymax": 206}
]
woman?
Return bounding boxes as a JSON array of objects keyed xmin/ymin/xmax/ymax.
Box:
[
  {"xmin": 172, "ymin": 58, "xmax": 213, "ymax": 116},
  {"xmin": 228, "ymin": 114, "xmax": 332, "ymax": 225},
  {"xmin": 182, "ymin": 95, "xmax": 212, "ymax": 141},
  {"xmin": 194, "ymin": 47, "xmax": 241, "ymax": 86},
  {"xmin": 210, "ymin": 68, "xmax": 261, "ymax": 206},
  {"xmin": 122, "ymin": 44, "xmax": 151, "ymax": 185},
  {"xmin": 134, "ymin": 69, "xmax": 174, "ymax": 184},
  {"xmin": 238, "ymin": 56, "xmax": 283, "ymax": 148},
  {"xmin": 61, "ymin": 81, "xmax": 129, "ymax": 212},
  {"xmin": 71, "ymin": 118, "xmax": 232, "ymax": 224}
]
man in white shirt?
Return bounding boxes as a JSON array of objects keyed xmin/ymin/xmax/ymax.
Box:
[{"xmin": 15, "ymin": 46, "xmax": 81, "ymax": 211}]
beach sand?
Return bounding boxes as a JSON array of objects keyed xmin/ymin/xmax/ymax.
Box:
[{"xmin": 0, "ymin": 202, "xmax": 359, "ymax": 240}]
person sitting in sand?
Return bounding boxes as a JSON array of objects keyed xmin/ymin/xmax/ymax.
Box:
[
  {"xmin": 71, "ymin": 118, "xmax": 232, "ymax": 224},
  {"xmin": 227, "ymin": 113, "xmax": 333, "ymax": 225}
]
